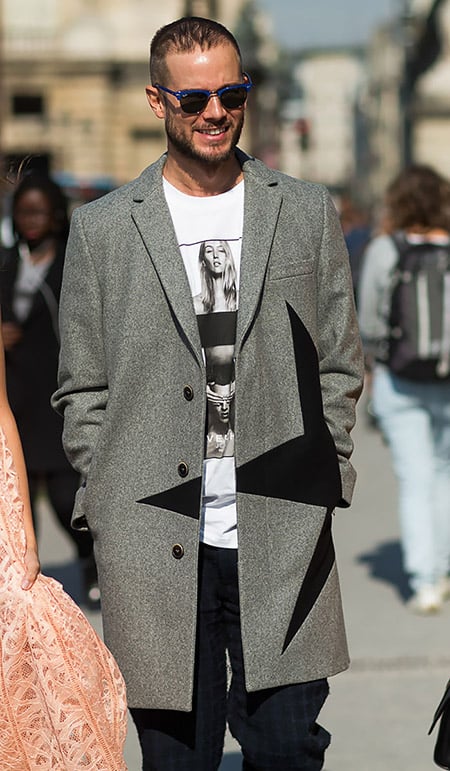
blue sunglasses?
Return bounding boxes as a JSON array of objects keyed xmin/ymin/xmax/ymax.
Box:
[{"xmin": 155, "ymin": 73, "xmax": 253, "ymax": 115}]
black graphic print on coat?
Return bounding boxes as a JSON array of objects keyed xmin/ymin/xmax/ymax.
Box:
[
  {"xmin": 138, "ymin": 302, "xmax": 341, "ymax": 513},
  {"xmin": 137, "ymin": 302, "xmax": 341, "ymax": 649},
  {"xmin": 236, "ymin": 302, "xmax": 341, "ymax": 508},
  {"xmin": 281, "ymin": 508, "xmax": 334, "ymax": 652}
]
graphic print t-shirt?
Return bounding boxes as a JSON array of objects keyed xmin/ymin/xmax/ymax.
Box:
[{"xmin": 164, "ymin": 178, "xmax": 244, "ymax": 548}]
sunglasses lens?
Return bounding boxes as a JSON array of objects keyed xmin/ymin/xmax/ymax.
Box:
[
  {"xmin": 180, "ymin": 92, "xmax": 209, "ymax": 114},
  {"xmin": 220, "ymin": 87, "xmax": 248, "ymax": 109},
  {"xmin": 179, "ymin": 86, "xmax": 249, "ymax": 114}
]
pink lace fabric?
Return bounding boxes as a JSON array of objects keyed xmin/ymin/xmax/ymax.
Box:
[{"xmin": 0, "ymin": 428, "xmax": 128, "ymax": 770}]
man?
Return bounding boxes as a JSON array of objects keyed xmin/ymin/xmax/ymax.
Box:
[{"xmin": 53, "ymin": 16, "xmax": 363, "ymax": 771}]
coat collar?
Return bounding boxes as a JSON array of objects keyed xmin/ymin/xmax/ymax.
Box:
[{"xmin": 130, "ymin": 150, "xmax": 282, "ymax": 364}]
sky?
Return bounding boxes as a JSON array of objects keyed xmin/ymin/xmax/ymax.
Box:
[{"xmin": 257, "ymin": 0, "xmax": 398, "ymax": 50}]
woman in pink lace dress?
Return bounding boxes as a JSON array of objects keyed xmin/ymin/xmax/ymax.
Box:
[{"xmin": 0, "ymin": 313, "xmax": 128, "ymax": 770}]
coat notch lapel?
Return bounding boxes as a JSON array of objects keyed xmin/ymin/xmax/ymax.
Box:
[
  {"xmin": 131, "ymin": 187, "xmax": 203, "ymax": 367},
  {"xmin": 236, "ymin": 174, "xmax": 282, "ymax": 353}
]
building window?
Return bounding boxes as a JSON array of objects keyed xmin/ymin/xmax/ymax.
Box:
[
  {"xmin": 130, "ymin": 127, "xmax": 163, "ymax": 141},
  {"xmin": 12, "ymin": 94, "xmax": 45, "ymax": 117}
]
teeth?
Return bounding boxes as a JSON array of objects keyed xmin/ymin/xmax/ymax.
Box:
[{"xmin": 200, "ymin": 128, "xmax": 225, "ymax": 135}]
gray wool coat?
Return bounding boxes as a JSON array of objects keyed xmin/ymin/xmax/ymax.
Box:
[{"xmin": 52, "ymin": 150, "xmax": 364, "ymax": 710}]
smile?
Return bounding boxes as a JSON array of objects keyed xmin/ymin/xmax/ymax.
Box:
[{"xmin": 197, "ymin": 127, "xmax": 228, "ymax": 136}]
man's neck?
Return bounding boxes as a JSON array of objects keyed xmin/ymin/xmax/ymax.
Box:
[{"xmin": 162, "ymin": 152, "xmax": 243, "ymax": 197}]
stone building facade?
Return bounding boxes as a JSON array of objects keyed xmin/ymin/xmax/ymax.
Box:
[
  {"xmin": 1, "ymin": 0, "xmax": 248, "ymax": 192},
  {"xmin": 413, "ymin": 0, "xmax": 450, "ymax": 173},
  {"xmin": 361, "ymin": 0, "xmax": 450, "ymax": 206},
  {"xmin": 278, "ymin": 48, "xmax": 364, "ymax": 195}
]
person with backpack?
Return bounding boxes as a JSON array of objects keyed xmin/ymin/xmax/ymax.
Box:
[{"xmin": 358, "ymin": 165, "xmax": 450, "ymax": 614}]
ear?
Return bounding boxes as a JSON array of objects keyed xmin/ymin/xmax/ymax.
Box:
[{"xmin": 146, "ymin": 86, "xmax": 165, "ymax": 119}]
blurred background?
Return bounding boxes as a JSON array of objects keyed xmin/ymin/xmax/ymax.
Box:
[
  {"xmin": 3, "ymin": 6, "xmax": 449, "ymax": 766},
  {"xmin": 0, "ymin": 0, "xmax": 448, "ymax": 224}
]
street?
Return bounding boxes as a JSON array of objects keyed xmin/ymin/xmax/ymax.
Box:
[{"xmin": 37, "ymin": 390, "xmax": 449, "ymax": 770}]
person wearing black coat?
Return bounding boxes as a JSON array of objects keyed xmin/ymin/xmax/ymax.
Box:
[{"xmin": 0, "ymin": 173, "xmax": 98, "ymax": 608}]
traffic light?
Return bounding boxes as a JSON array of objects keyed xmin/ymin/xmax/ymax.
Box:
[{"xmin": 295, "ymin": 118, "xmax": 310, "ymax": 151}]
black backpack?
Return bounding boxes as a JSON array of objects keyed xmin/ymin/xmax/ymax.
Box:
[{"xmin": 386, "ymin": 233, "xmax": 450, "ymax": 381}]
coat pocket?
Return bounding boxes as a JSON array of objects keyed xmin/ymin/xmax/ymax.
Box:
[{"xmin": 268, "ymin": 257, "xmax": 314, "ymax": 280}]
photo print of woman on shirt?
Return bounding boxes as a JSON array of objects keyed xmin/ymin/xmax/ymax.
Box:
[
  {"xmin": 194, "ymin": 239, "xmax": 237, "ymax": 460},
  {"xmin": 162, "ymin": 171, "xmax": 244, "ymax": 546}
]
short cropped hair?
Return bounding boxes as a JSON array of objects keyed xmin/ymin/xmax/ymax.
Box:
[
  {"xmin": 386, "ymin": 165, "xmax": 450, "ymax": 231},
  {"xmin": 150, "ymin": 16, "xmax": 242, "ymax": 85}
]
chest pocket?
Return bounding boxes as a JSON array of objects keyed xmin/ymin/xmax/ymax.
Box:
[{"xmin": 268, "ymin": 257, "xmax": 314, "ymax": 281}]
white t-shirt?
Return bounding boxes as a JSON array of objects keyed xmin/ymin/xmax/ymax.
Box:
[{"xmin": 163, "ymin": 177, "xmax": 244, "ymax": 548}]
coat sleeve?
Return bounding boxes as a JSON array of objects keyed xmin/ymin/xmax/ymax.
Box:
[
  {"xmin": 316, "ymin": 189, "xmax": 364, "ymax": 507},
  {"xmin": 51, "ymin": 207, "xmax": 108, "ymax": 484}
]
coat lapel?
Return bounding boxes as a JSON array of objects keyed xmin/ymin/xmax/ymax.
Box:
[
  {"xmin": 236, "ymin": 155, "xmax": 282, "ymax": 353},
  {"xmin": 130, "ymin": 160, "xmax": 204, "ymax": 368}
]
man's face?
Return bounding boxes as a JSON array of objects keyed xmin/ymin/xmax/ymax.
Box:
[{"xmin": 151, "ymin": 44, "xmax": 245, "ymax": 165}]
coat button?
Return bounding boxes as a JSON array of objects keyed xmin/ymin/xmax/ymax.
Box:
[
  {"xmin": 172, "ymin": 543, "xmax": 184, "ymax": 559},
  {"xmin": 178, "ymin": 461, "xmax": 189, "ymax": 478},
  {"xmin": 183, "ymin": 385, "xmax": 194, "ymax": 401}
]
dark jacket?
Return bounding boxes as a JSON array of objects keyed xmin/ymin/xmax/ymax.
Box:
[{"xmin": 0, "ymin": 240, "xmax": 70, "ymax": 471}]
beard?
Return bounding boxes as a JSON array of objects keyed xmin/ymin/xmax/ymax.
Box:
[{"xmin": 165, "ymin": 111, "xmax": 245, "ymax": 165}]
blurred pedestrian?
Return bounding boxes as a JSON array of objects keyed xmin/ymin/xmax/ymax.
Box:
[
  {"xmin": 358, "ymin": 165, "xmax": 450, "ymax": 614},
  {"xmin": 53, "ymin": 16, "xmax": 363, "ymax": 770},
  {"xmin": 0, "ymin": 172, "xmax": 99, "ymax": 608},
  {"xmin": 339, "ymin": 193, "xmax": 371, "ymax": 305}
]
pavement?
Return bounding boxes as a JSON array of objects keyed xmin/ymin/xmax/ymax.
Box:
[{"xmin": 37, "ymin": 391, "xmax": 450, "ymax": 770}]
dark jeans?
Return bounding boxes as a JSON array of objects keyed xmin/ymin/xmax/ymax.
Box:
[{"xmin": 130, "ymin": 543, "xmax": 330, "ymax": 770}]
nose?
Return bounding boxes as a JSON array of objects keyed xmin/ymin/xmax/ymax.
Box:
[
  {"xmin": 16, "ymin": 209, "xmax": 49, "ymax": 222},
  {"xmin": 201, "ymin": 93, "xmax": 227, "ymax": 120}
]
